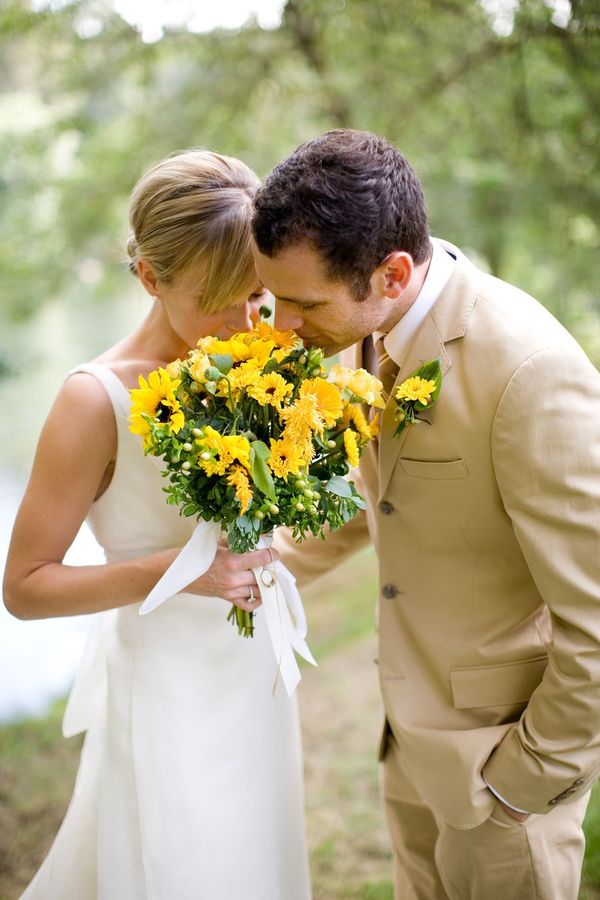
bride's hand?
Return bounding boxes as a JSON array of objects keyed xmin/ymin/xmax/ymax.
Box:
[{"xmin": 183, "ymin": 543, "xmax": 279, "ymax": 611}]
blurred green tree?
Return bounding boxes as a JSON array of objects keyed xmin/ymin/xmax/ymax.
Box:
[{"xmin": 1, "ymin": 0, "xmax": 598, "ymax": 369}]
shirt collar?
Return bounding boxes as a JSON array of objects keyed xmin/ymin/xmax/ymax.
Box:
[{"xmin": 377, "ymin": 237, "xmax": 456, "ymax": 368}]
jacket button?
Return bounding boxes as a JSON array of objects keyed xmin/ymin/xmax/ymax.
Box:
[
  {"xmin": 379, "ymin": 501, "xmax": 395, "ymax": 515},
  {"xmin": 382, "ymin": 583, "xmax": 399, "ymax": 599}
]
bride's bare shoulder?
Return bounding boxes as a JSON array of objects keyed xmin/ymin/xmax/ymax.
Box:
[{"xmin": 93, "ymin": 350, "xmax": 167, "ymax": 391}]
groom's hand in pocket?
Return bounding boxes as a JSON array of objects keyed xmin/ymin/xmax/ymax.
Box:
[{"xmin": 184, "ymin": 542, "xmax": 278, "ymax": 611}]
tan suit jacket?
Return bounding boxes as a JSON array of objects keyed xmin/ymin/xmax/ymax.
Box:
[{"xmin": 277, "ymin": 241, "xmax": 600, "ymax": 829}]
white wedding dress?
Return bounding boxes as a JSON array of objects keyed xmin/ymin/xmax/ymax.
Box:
[{"xmin": 21, "ymin": 363, "xmax": 312, "ymax": 900}]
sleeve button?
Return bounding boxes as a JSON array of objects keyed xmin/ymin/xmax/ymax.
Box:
[
  {"xmin": 379, "ymin": 501, "xmax": 395, "ymax": 515},
  {"xmin": 382, "ymin": 583, "xmax": 400, "ymax": 599}
]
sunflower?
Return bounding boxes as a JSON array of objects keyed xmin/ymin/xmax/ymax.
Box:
[
  {"xmin": 129, "ymin": 368, "xmax": 184, "ymax": 448},
  {"xmin": 247, "ymin": 372, "xmax": 293, "ymax": 410},
  {"xmin": 298, "ymin": 378, "xmax": 344, "ymax": 428},
  {"xmin": 227, "ymin": 465, "xmax": 253, "ymax": 514},
  {"xmin": 268, "ymin": 437, "xmax": 304, "ymax": 478},
  {"xmin": 395, "ymin": 376, "xmax": 437, "ymax": 406},
  {"xmin": 343, "ymin": 429, "xmax": 360, "ymax": 468}
]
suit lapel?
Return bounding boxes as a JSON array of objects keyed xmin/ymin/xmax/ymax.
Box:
[
  {"xmin": 377, "ymin": 247, "xmax": 481, "ymax": 500},
  {"xmin": 378, "ymin": 314, "xmax": 452, "ymax": 499}
]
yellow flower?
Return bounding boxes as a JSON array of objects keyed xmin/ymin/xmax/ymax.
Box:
[
  {"xmin": 227, "ymin": 359, "xmax": 263, "ymax": 391},
  {"xmin": 329, "ymin": 365, "xmax": 385, "ymax": 408},
  {"xmin": 298, "ymin": 378, "xmax": 344, "ymax": 427},
  {"xmin": 129, "ymin": 368, "xmax": 184, "ymax": 446},
  {"xmin": 247, "ymin": 372, "xmax": 293, "ymax": 410},
  {"xmin": 197, "ymin": 425, "xmax": 233, "ymax": 476},
  {"xmin": 395, "ymin": 377, "xmax": 437, "ymax": 406},
  {"xmin": 279, "ymin": 401, "xmax": 319, "ymax": 463},
  {"xmin": 187, "ymin": 350, "xmax": 211, "ymax": 384},
  {"xmin": 268, "ymin": 437, "xmax": 304, "ymax": 478},
  {"xmin": 165, "ymin": 359, "xmax": 184, "ymax": 379},
  {"xmin": 344, "ymin": 404, "xmax": 379, "ymax": 441},
  {"xmin": 254, "ymin": 321, "xmax": 299, "ymax": 352},
  {"xmin": 247, "ymin": 339, "xmax": 276, "ymax": 368},
  {"xmin": 227, "ymin": 465, "xmax": 253, "ymax": 514},
  {"xmin": 223, "ymin": 434, "xmax": 252, "ymax": 472},
  {"xmin": 343, "ymin": 429, "xmax": 360, "ymax": 468}
]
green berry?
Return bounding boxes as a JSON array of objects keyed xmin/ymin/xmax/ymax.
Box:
[
  {"xmin": 254, "ymin": 510, "xmax": 265, "ymax": 520},
  {"xmin": 295, "ymin": 502, "xmax": 305, "ymax": 512},
  {"xmin": 181, "ymin": 461, "xmax": 191, "ymax": 471},
  {"xmin": 269, "ymin": 504, "xmax": 280, "ymax": 515},
  {"xmin": 192, "ymin": 427, "xmax": 203, "ymax": 437},
  {"xmin": 327, "ymin": 439, "xmax": 336, "ymax": 449},
  {"xmin": 183, "ymin": 442, "xmax": 192, "ymax": 452}
]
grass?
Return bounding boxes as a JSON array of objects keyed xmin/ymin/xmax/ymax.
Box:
[{"xmin": 1, "ymin": 550, "xmax": 599, "ymax": 899}]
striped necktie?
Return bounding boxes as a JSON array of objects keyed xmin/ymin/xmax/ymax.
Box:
[{"xmin": 374, "ymin": 335, "xmax": 399, "ymax": 402}]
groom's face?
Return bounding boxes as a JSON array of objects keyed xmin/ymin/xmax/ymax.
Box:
[{"xmin": 253, "ymin": 241, "xmax": 388, "ymax": 357}]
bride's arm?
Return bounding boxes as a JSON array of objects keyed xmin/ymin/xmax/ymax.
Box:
[{"xmin": 3, "ymin": 374, "xmax": 269, "ymax": 620}]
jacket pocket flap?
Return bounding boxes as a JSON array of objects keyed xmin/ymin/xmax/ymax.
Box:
[
  {"xmin": 450, "ymin": 655, "xmax": 548, "ymax": 709},
  {"xmin": 399, "ymin": 458, "xmax": 469, "ymax": 479}
]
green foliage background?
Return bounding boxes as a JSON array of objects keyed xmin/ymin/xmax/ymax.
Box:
[{"xmin": 1, "ymin": 0, "xmax": 599, "ymax": 468}]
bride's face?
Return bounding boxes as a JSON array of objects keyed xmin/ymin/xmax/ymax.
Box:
[{"xmin": 158, "ymin": 263, "xmax": 268, "ymax": 347}]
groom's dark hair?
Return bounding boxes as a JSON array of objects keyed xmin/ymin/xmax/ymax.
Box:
[{"xmin": 252, "ymin": 129, "xmax": 430, "ymax": 301}]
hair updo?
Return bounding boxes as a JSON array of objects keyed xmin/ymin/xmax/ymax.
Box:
[{"xmin": 126, "ymin": 150, "xmax": 260, "ymax": 311}]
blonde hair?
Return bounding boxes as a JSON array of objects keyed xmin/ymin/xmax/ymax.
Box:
[{"xmin": 126, "ymin": 150, "xmax": 260, "ymax": 311}]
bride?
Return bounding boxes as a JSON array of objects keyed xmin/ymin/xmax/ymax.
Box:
[{"xmin": 3, "ymin": 150, "xmax": 312, "ymax": 900}]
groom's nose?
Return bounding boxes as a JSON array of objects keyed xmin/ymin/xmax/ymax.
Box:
[{"xmin": 274, "ymin": 304, "xmax": 303, "ymax": 333}]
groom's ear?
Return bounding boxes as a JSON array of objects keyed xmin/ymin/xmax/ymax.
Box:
[{"xmin": 373, "ymin": 251, "xmax": 413, "ymax": 301}]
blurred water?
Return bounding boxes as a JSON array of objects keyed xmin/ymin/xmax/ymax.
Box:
[{"xmin": 0, "ymin": 469, "xmax": 103, "ymax": 723}]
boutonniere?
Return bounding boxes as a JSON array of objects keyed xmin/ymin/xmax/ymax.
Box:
[{"xmin": 393, "ymin": 358, "xmax": 442, "ymax": 436}]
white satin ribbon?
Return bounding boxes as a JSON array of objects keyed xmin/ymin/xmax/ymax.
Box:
[{"xmin": 139, "ymin": 523, "xmax": 316, "ymax": 697}]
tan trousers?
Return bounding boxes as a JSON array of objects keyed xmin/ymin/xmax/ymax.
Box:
[{"xmin": 382, "ymin": 734, "xmax": 590, "ymax": 900}]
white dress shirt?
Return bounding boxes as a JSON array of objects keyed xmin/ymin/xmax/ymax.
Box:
[{"xmin": 374, "ymin": 237, "xmax": 456, "ymax": 369}]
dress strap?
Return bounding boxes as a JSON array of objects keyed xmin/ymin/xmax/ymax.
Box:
[{"xmin": 67, "ymin": 363, "xmax": 131, "ymax": 419}]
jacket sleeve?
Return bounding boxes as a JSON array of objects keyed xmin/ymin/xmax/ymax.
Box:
[
  {"xmin": 274, "ymin": 467, "xmax": 372, "ymax": 588},
  {"xmin": 482, "ymin": 344, "xmax": 600, "ymax": 813}
]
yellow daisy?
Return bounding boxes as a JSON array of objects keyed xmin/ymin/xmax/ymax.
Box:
[
  {"xmin": 395, "ymin": 377, "xmax": 437, "ymax": 406},
  {"xmin": 227, "ymin": 465, "xmax": 253, "ymax": 514},
  {"xmin": 129, "ymin": 368, "xmax": 184, "ymax": 445},
  {"xmin": 268, "ymin": 437, "xmax": 304, "ymax": 478},
  {"xmin": 343, "ymin": 429, "xmax": 360, "ymax": 468},
  {"xmin": 247, "ymin": 372, "xmax": 293, "ymax": 410}
]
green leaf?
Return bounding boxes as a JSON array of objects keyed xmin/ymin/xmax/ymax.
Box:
[
  {"xmin": 249, "ymin": 441, "xmax": 276, "ymax": 501},
  {"xmin": 325, "ymin": 475, "xmax": 352, "ymax": 498},
  {"xmin": 210, "ymin": 354, "xmax": 233, "ymax": 375}
]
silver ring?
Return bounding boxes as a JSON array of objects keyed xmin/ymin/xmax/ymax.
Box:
[{"xmin": 260, "ymin": 568, "xmax": 276, "ymax": 587}]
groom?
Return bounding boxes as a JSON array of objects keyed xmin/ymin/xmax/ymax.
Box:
[{"xmin": 251, "ymin": 130, "xmax": 600, "ymax": 899}]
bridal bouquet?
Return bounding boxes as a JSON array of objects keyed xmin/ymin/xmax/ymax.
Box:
[{"xmin": 129, "ymin": 322, "xmax": 383, "ymax": 642}]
